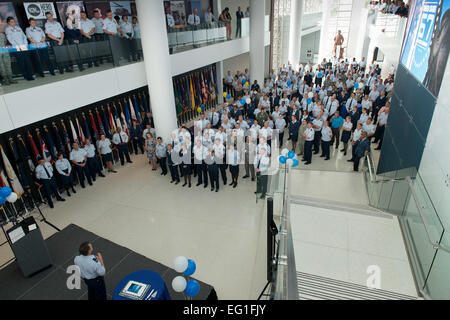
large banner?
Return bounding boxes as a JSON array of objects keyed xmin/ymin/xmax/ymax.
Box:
[
  {"xmin": 84, "ymin": 2, "xmax": 111, "ymax": 19},
  {"xmin": 110, "ymin": 1, "xmax": 132, "ymax": 16},
  {"xmin": 400, "ymin": 0, "xmax": 450, "ymax": 97},
  {"xmin": 170, "ymin": 0, "xmax": 187, "ymax": 26},
  {"xmin": 0, "ymin": 2, "xmax": 17, "ymax": 33},
  {"xmin": 24, "ymin": 2, "xmax": 57, "ymax": 20},
  {"xmin": 56, "ymin": 1, "xmax": 85, "ymax": 27}
]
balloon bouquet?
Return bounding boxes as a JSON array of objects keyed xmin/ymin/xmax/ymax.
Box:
[
  {"xmin": 278, "ymin": 148, "xmax": 299, "ymax": 168},
  {"xmin": 0, "ymin": 186, "xmax": 19, "ymax": 223},
  {"xmin": 171, "ymin": 256, "xmax": 200, "ymax": 299}
]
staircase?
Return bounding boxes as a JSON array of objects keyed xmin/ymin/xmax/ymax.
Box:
[{"xmin": 297, "ymin": 272, "xmax": 417, "ymax": 300}]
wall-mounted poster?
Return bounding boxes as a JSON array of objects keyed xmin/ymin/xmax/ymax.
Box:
[
  {"xmin": 170, "ymin": 1, "xmax": 186, "ymax": 26},
  {"xmin": 400, "ymin": 0, "xmax": 450, "ymax": 97},
  {"xmin": 110, "ymin": 1, "xmax": 132, "ymax": 17},
  {"xmin": 56, "ymin": 1, "xmax": 85, "ymax": 28},
  {"xmin": 84, "ymin": 1, "xmax": 111, "ymax": 19},
  {"xmin": 24, "ymin": 2, "xmax": 57, "ymax": 21},
  {"xmin": 0, "ymin": 2, "xmax": 17, "ymax": 33}
]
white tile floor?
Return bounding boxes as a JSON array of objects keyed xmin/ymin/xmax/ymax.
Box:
[
  {"xmin": 0, "ymin": 153, "xmax": 267, "ymax": 300},
  {"xmin": 290, "ymin": 203, "xmax": 418, "ymax": 297}
]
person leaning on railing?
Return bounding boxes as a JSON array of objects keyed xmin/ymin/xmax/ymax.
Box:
[
  {"xmin": 26, "ymin": 18, "xmax": 56, "ymax": 76},
  {"xmin": 44, "ymin": 11, "xmax": 73, "ymax": 74}
]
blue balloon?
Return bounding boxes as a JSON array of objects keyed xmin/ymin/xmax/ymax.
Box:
[
  {"xmin": 241, "ymin": 78, "xmax": 246, "ymax": 84},
  {"xmin": 307, "ymin": 99, "xmax": 311, "ymax": 104},
  {"xmin": 184, "ymin": 259, "xmax": 197, "ymax": 276},
  {"xmin": 0, "ymin": 187, "xmax": 12, "ymax": 198},
  {"xmin": 240, "ymin": 99, "xmax": 246, "ymax": 105},
  {"xmin": 185, "ymin": 280, "xmax": 200, "ymax": 297},
  {"xmin": 0, "ymin": 195, "xmax": 5, "ymax": 205},
  {"xmin": 354, "ymin": 82, "xmax": 359, "ymax": 89},
  {"xmin": 226, "ymin": 94, "xmax": 231, "ymax": 99},
  {"xmin": 288, "ymin": 150, "xmax": 295, "ymax": 159},
  {"xmin": 317, "ymin": 72, "xmax": 323, "ymax": 78},
  {"xmin": 292, "ymin": 159, "xmax": 299, "ymax": 167},
  {"xmin": 287, "ymin": 81, "xmax": 292, "ymax": 86},
  {"xmin": 279, "ymin": 156, "xmax": 287, "ymax": 164}
]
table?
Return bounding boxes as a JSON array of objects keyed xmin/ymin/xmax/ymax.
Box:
[{"xmin": 113, "ymin": 270, "xmax": 171, "ymax": 300}]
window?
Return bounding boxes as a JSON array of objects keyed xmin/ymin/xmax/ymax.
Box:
[{"xmin": 304, "ymin": 0, "xmax": 323, "ymax": 14}]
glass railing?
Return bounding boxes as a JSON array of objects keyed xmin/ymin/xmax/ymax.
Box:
[
  {"xmin": 363, "ymin": 153, "xmax": 450, "ymax": 299},
  {"xmin": 0, "ymin": 35, "xmax": 142, "ymax": 95},
  {"xmin": 168, "ymin": 18, "xmax": 250, "ymax": 54}
]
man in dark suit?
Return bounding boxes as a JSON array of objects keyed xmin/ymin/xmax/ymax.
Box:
[
  {"xmin": 372, "ymin": 90, "xmax": 387, "ymax": 123},
  {"xmin": 236, "ymin": 7, "xmax": 244, "ymax": 38},
  {"xmin": 353, "ymin": 131, "xmax": 371, "ymax": 172}
]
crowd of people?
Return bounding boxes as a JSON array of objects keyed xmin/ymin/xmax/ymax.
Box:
[
  {"xmin": 0, "ymin": 9, "xmax": 141, "ymax": 85},
  {"xmin": 369, "ymin": 0, "xmax": 409, "ymax": 17}
]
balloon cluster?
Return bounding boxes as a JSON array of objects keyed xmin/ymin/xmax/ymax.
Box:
[
  {"xmin": 196, "ymin": 104, "xmax": 205, "ymax": 113},
  {"xmin": 171, "ymin": 256, "xmax": 200, "ymax": 298},
  {"xmin": 222, "ymin": 93, "xmax": 232, "ymax": 100},
  {"xmin": 0, "ymin": 187, "xmax": 18, "ymax": 205},
  {"xmin": 278, "ymin": 148, "xmax": 299, "ymax": 167}
]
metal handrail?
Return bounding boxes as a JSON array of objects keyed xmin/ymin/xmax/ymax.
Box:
[
  {"xmin": 365, "ymin": 154, "xmax": 409, "ymax": 184},
  {"xmin": 405, "ymin": 177, "xmax": 450, "ymax": 254}
]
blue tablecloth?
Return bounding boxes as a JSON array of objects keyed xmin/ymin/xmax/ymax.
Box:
[{"xmin": 113, "ymin": 270, "xmax": 171, "ymax": 300}]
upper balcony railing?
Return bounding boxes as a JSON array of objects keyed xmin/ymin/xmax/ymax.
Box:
[{"xmin": 0, "ymin": 35, "xmax": 142, "ymax": 96}]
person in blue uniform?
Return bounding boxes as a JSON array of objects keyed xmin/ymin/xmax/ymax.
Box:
[
  {"xmin": 156, "ymin": 137, "xmax": 168, "ymax": 175},
  {"xmin": 340, "ymin": 116, "xmax": 353, "ymax": 156},
  {"xmin": 288, "ymin": 115, "xmax": 300, "ymax": 152},
  {"xmin": 74, "ymin": 242, "xmax": 106, "ymax": 301},
  {"xmin": 320, "ymin": 120, "xmax": 332, "ymax": 160},
  {"xmin": 70, "ymin": 143, "xmax": 93, "ymax": 188},
  {"xmin": 227, "ymin": 144, "xmax": 240, "ymax": 188},
  {"xmin": 302, "ymin": 121, "xmax": 315, "ymax": 165},
  {"xmin": 179, "ymin": 144, "xmax": 192, "ymax": 187},
  {"xmin": 84, "ymin": 138, "xmax": 105, "ymax": 181},
  {"xmin": 55, "ymin": 152, "xmax": 76, "ymax": 197},
  {"xmin": 206, "ymin": 150, "xmax": 220, "ymax": 192},
  {"xmin": 26, "ymin": 18, "xmax": 56, "ymax": 76},
  {"xmin": 167, "ymin": 143, "xmax": 180, "ymax": 184},
  {"xmin": 112, "ymin": 127, "xmax": 133, "ymax": 166},
  {"xmin": 35, "ymin": 156, "xmax": 65, "ymax": 208}
]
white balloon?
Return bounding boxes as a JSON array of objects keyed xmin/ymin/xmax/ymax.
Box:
[
  {"xmin": 308, "ymin": 92, "xmax": 314, "ymax": 98},
  {"xmin": 281, "ymin": 148, "xmax": 289, "ymax": 157},
  {"xmin": 172, "ymin": 276, "xmax": 187, "ymax": 292},
  {"xmin": 286, "ymin": 159, "xmax": 294, "ymax": 167},
  {"xmin": 246, "ymin": 98, "xmax": 252, "ymax": 104},
  {"xmin": 6, "ymin": 192, "xmax": 18, "ymax": 203},
  {"xmin": 173, "ymin": 256, "xmax": 188, "ymax": 273}
]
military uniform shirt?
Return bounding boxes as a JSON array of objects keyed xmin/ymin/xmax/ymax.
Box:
[
  {"xmin": 55, "ymin": 158, "xmax": 72, "ymax": 175},
  {"xmin": 188, "ymin": 14, "xmax": 200, "ymax": 25},
  {"xmin": 312, "ymin": 119, "xmax": 323, "ymax": 132},
  {"xmin": 304, "ymin": 127, "xmax": 315, "ymax": 141},
  {"xmin": 193, "ymin": 145, "xmax": 208, "ymax": 161},
  {"xmin": 25, "ymin": 26, "xmax": 46, "ymax": 45},
  {"xmin": 79, "ymin": 18, "xmax": 95, "ymax": 35},
  {"xmin": 133, "ymin": 23, "xmax": 141, "ymax": 38},
  {"xmin": 353, "ymin": 128, "xmax": 362, "ymax": 142},
  {"xmin": 378, "ymin": 112, "xmax": 389, "ymax": 126},
  {"xmin": 97, "ymin": 139, "xmax": 112, "ymax": 154},
  {"xmin": 362, "ymin": 123, "xmax": 375, "ymax": 135},
  {"xmin": 84, "ymin": 144, "xmax": 96, "ymax": 158},
  {"xmin": 120, "ymin": 21, "xmax": 134, "ymax": 36},
  {"xmin": 103, "ymin": 18, "xmax": 118, "ymax": 34},
  {"xmin": 74, "ymin": 255, "xmax": 105, "ymax": 280},
  {"xmin": 45, "ymin": 21, "xmax": 64, "ymax": 38},
  {"xmin": 359, "ymin": 113, "xmax": 369, "ymax": 125},
  {"xmin": 70, "ymin": 149, "xmax": 87, "ymax": 163},
  {"xmin": 166, "ymin": 14, "xmax": 175, "ymax": 27},
  {"xmin": 113, "ymin": 132, "xmax": 129, "ymax": 144},
  {"xmin": 5, "ymin": 26, "xmax": 28, "ymax": 46},
  {"xmin": 35, "ymin": 162, "xmax": 54, "ymax": 180},
  {"xmin": 254, "ymin": 154, "xmax": 270, "ymax": 173},
  {"xmin": 321, "ymin": 126, "xmax": 332, "ymax": 142},
  {"xmin": 361, "ymin": 99, "xmax": 371, "ymax": 110},
  {"xmin": 91, "ymin": 18, "xmax": 104, "ymax": 34}
]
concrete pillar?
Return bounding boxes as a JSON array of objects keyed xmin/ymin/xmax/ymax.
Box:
[
  {"xmin": 318, "ymin": 0, "xmax": 331, "ymax": 61},
  {"xmin": 250, "ymin": 0, "xmax": 266, "ymax": 86},
  {"xmin": 288, "ymin": 0, "xmax": 304, "ymax": 65},
  {"xmin": 135, "ymin": 0, "xmax": 178, "ymax": 140},
  {"xmin": 216, "ymin": 61, "xmax": 224, "ymax": 104}
]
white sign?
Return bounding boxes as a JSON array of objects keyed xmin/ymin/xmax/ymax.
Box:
[{"xmin": 24, "ymin": 2, "xmax": 57, "ymax": 20}]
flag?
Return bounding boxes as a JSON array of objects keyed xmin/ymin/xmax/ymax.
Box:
[
  {"xmin": 0, "ymin": 164, "xmax": 8, "ymax": 188},
  {"xmin": 0, "ymin": 144, "xmax": 24, "ymax": 197},
  {"xmin": 28, "ymin": 132, "xmax": 40, "ymax": 163},
  {"xmin": 108, "ymin": 105, "xmax": 116, "ymax": 133},
  {"xmin": 7, "ymin": 138, "xmax": 31, "ymax": 190},
  {"xmin": 36, "ymin": 129, "xmax": 51, "ymax": 162},
  {"xmin": 82, "ymin": 113, "xmax": 92, "ymax": 142},
  {"xmin": 75, "ymin": 117, "xmax": 85, "ymax": 146},
  {"xmin": 69, "ymin": 119, "xmax": 79, "ymax": 146},
  {"xmin": 174, "ymin": 80, "xmax": 183, "ymax": 115},
  {"xmin": 52, "ymin": 123, "xmax": 65, "ymax": 156},
  {"xmin": 132, "ymin": 96, "xmax": 141, "ymax": 124},
  {"xmin": 123, "ymin": 100, "xmax": 132, "ymax": 133},
  {"xmin": 129, "ymin": 97, "xmax": 137, "ymax": 122},
  {"xmin": 61, "ymin": 120, "xmax": 72, "ymax": 154},
  {"xmin": 18, "ymin": 135, "xmax": 35, "ymax": 172},
  {"xmin": 113, "ymin": 104, "xmax": 122, "ymax": 131},
  {"xmin": 44, "ymin": 126, "xmax": 57, "ymax": 160},
  {"xmin": 190, "ymin": 76, "xmax": 195, "ymax": 110},
  {"xmin": 90, "ymin": 112, "xmax": 100, "ymax": 141},
  {"xmin": 141, "ymin": 92, "xmax": 150, "ymax": 112},
  {"xmin": 119, "ymin": 102, "xmax": 129, "ymax": 135},
  {"xmin": 101, "ymin": 107, "xmax": 111, "ymax": 139}
]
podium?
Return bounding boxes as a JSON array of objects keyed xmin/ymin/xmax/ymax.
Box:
[{"xmin": 6, "ymin": 217, "xmax": 52, "ymax": 277}]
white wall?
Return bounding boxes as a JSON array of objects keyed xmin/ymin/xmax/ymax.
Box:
[
  {"xmin": 223, "ymin": 52, "xmax": 250, "ymax": 75},
  {"xmin": 300, "ymin": 30, "xmax": 320, "ymax": 63}
]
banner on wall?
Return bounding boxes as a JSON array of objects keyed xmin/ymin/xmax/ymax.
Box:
[
  {"xmin": 24, "ymin": 2, "xmax": 57, "ymax": 20},
  {"xmin": 56, "ymin": 1, "xmax": 85, "ymax": 28},
  {"xmin": 110, "ymin": 1, "xmax": 132, "ymax": 17},
  {"xmin": 170, "ymin": 0, "xmax": 187, "ymax": 26},
  {"xmin": 400, "ymin": 0, "xmax": 450, "ymax": 97},
  {"xmin": 0, "ymin": 2, "xmax": 17, "ymax": 33},
  {"xmin": 84, "ymin": 1, "xmax": 111, "ymax": 19}
]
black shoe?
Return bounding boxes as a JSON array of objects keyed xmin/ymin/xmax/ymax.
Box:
[
  {"xmin": 196, "ymin": 182, "xmax": 202, "ymax": 186},
  {"xmin": 224, "ymin": 181, "xmax": 227, "ymax": 186},
  {"xmin": 170, "ymin": 180, "xmax": 174, "ymax": 183},
  {"xmin": 259, "ymin": 195, "xmax": 265, "ymax": 199},
  {"xmin": 233, "ymin": 183, "xmax": 237, "ymax": 188},
  {"xmin": 128, "ymin": 161, "xmax": 133, "ymax": 164},
  {"xmin": 301, "ymin": 158, "xmax": 305, "ymax": 161},
  {"xmin": 211, "ymin": 188, "xmax": 214, "ymax": 191},
  {"xmin": 320, "ymin": 155, "xmax": 325, "ymax": 158},
  {"xmin": 99, "ymin": 174, "xmax": 106, "ymax": 178},
  {"xmin": 229, "ymin": 182, "xmax": 234, "ymax": 186},
  {"xmin": 204, "ymin": 185, "xmax": 208, "ymax": 188},
  {"xmin": 81, "ymin": 185, "xmax": 86, "ymax": 189},
  {"xmin": 325, "ymin": 157, "xmax": 330, "ymax": 160},
  {"xmin": 57, "ymin": 197, "xmax": 65, "ymax": 202},
  {"xmin": 49, "ymin": 203, "xmax": 54, "ymax": 209},
  {"xmin": 67, "ymin": 192, "xmax": 71, "ymax": 197},
  {"xmin": 88, "ymin": 182, "xmax": 93, "ymax": 186},
  {"xmin": 175, "ymin": 181, "xmax": 180, "ymax": 185},
  {"xmin": 313, "ymin": 151, "xmax": 319, "ymax": 154},
  {"xmin": 72, "ymin": 188, "xmax": 76, "ymax": 193},
  {"xmin": 92, "ymin": 178, "xmax": 96, "ymax": 182},
  {"xmin": 340, "ymin": 149, "xmax": 345, "ymax": 152},
  {"xmin": 189, "ymin": 183, "xmax": 191, "ymax": 188},
  {"xmin": 242, "ymin": 175, "xmax": 249, "ymax": 179},
  {"xmin": 305, "ymin": 162, "xmax": 311, "ymax": 165},
  {"xmin": 251, "ymin": 178, "xmax": 255, "ymax": 182},
  {"xmin": 216, "ymin": 189, "xmax": 219, "ymax": 192},
  {"xmin": 344, "ymin": 152, "xmax": 347, "ymax": 156},
  {"xmin": 182, "ymin": 183, "xmax": 187, "ymax": 187},
  {"xmin": 347, "ymin": 159, "xmax": 354, "ymax": 162}
]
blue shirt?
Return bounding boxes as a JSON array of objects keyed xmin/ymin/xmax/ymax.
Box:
[
  {"xmin": 74, "ymin": 254, "xmax": 105, "ymax": 280},
  {"xmin": 331, "ymin": 116, "xmax": 343, "ymax": 128}
]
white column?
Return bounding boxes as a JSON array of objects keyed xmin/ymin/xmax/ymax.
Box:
[
  {"xmin": 347, "ymin": 0, "xmax": 366, "ymax": 59},
  {"xmin": 136, "ymin": 0, "xmax": 178, "ymax": 140},
  {"xmin": 216, "ymin": 61, "xmax": 224, "ymax": 104},
  {"xmin": 288, "ymin": 0, "xmax": 304, "ymax": 65},
  {"xmin": 318, "ymin": 0, "xmax": 331, "ymax": 61},
  {"xmin": 213, "ymin": 0, "xmax": 222, "ymax": 20},
  {"xmin": 250, "ymin": 0, "xmax": 266, "ymax": 86}
]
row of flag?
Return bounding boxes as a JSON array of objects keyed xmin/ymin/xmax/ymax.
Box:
[
  {"xmin": 173, "ymin": 65, "xmax": 218, "ymax": 123},
  {"xmin": 0, "ymin": 91, "xmax": 150, "ymax": 202}
]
